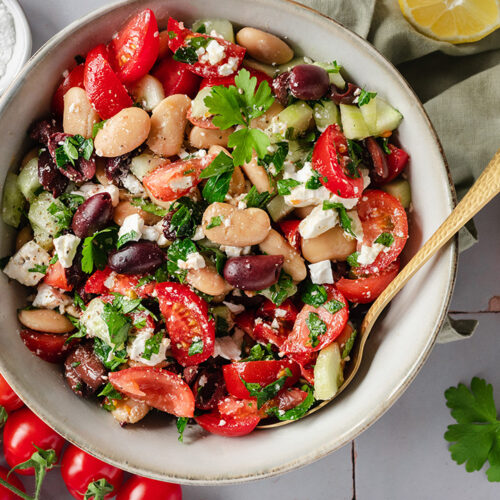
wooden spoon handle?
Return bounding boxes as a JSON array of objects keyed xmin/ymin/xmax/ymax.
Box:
[{"xmin": 362, "ymin": 148, "xmax": 500, "ymax": 334}]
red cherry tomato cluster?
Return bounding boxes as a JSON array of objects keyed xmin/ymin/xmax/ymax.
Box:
[{"xmin": 0, "ymin": 375, "xmax": 182, "ymax": 499}]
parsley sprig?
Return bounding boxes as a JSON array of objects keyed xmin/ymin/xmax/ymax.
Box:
[
  {"xmin": 204, "ymin": 69, "xmax": 275, "ymax": 166},
  {"xmin": 55, "ymin": 135, "xmax": 93, "ymax": 169},
  {"xmin": 241, "ymin": 368, "xmax": 293, "ymax": 409}
]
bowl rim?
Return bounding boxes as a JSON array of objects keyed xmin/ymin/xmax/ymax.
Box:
[{"xmin": 0, "ymin": 0, "xmax": 458, "ymax": 484}]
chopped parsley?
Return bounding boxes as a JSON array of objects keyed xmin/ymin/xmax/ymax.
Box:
[
  {"xmin": 277, "ymin": 178, "xmax": 301, "ymax": 196},
  {"xmin": 322, "ymin": 201, "xmax": 356, "ymax": 238},
  {"xmin": 301, "ymin": 281, "xmax": 328, "ymax": 307},
  {"xmin": 173, "ymin": 46, "xmax": 199, "ymax": 64},
  {"xmin": 266, "ymin": 385, "xmax": 315, "ymax": 421},
  {"xmin": 242, "ymin": 343, "xmax": 276, "ymax": 362},
  {"xmin": 374, "ymin": 232, "xmax": 394, "ymax": 246},
  {"xmin": 131, "ymin": 198, "xmax": 167, "ymax": 217},
  {"xmin": 259, "ymin": 142, "xmax": 289, "ymax": 176},
  {"xmin": 378, "ymin": 137, "xmax": 392, "ymax": 155},
  {"xmin": 166, "ymin": 238, "xmax": 197, "ymax": 282},
  {"xmin": 197, "ymin": 243, "xmax": 226, "ymax": 276},
  {"xmin": 55, "ymin": 134, "xmax": 93, "ymax": 168},
  {"xmin": 324, "ymin": 299, "xmax": 344, "ymax": 314},
  {"xmin": 347, "ymin": 251, "xmax": 360, "ymax": 268},
  {"xmin": 241, "ymin": 367, "xmax": 293, "ymax": 408},
  {"xmin": 167, "ymin": 197, "xmax": 205, "ymax": 239},
  {"xmin": 28, "ymin": 264, "xmax": 47, "ymax": 274},
  {"xmin": 142, "ymin": 332, "xmax": 164, "ymax": 361},
  {"xmin": 74, "ymin": 293, "xmax": 86, "ymax": 311},
  {"xmin": 93, "ymin": 338, "xmax": 127, "ymax": 371},
  {"xmin": 346, "ymin": 139, "xmax": 363, "ymax": 178},
  {"xmin": 188, "ymin": 338, "xmax": 204, "ymax": 356},
  {"xmin": 116, "ymin": 231, "xmax": 138, "ymax": 249},
  {"xmin": 243, "ymin": 186, "xmax": 273, "ymax": 209},
  {"xmin": 102, "ymin": 302, "xmax": 131, "ymax": 350},
  {"xmin": 177, "ymin": 417, "xmax": 189, "ymax": 443},
  {"xmin": 305, "ymin": 169, "xmax": 325, "ymax": 190},
  {"xmin": 91, "ymin": 120, "xmax": 107, "ymax": 138},
  {"xmin": 259, "ymin": 270, "xmax": 296, "ymax": 306},
  {"xmin": 199, "ymin": 152, "xmax": 234, "ymax": 203},
  {"xmin": 206, "ymin": 216, "xmax": 223, "ymax": 229},
  {"xmin": 81, "ymin": 227, "xmax": 118, "ymax": 274},
  {"xmin": 305, "ymin": 312, "xmax": 327, "ymax": 347},
  {"xmin": 357, "ymin": 89, "xmax": 377, "ymax": 106}
]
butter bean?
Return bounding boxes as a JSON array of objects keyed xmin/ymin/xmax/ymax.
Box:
[
  {"xmin": 113, "ymin": 200, "xmax": 161, "ymax": 226},
  {"xmin": 18, "ymin": 309, "xmax": 75, "ymax": 334},
  {"xmin": 95, "ymin": 107, "xmax": 150, "ymax": 157},
  {"xmin": 63, "ymin": 87, "xmax": 100, "ymax": 139},
  {"xmin": 241, "ymin": 153, "xmax": 274, "ymax": 193},
  {"xmin": 259, "ymin": 229, "xmax": 307, "ymax": 282},
  {"xmin": 236, "ymin": 27, "xmax": 293, "ymax": 65},
  {"xmin": 130, "ymin": 75, "xmax": 165, "ymax": 112},
  {"xmin": 189, "ymin": 126, "xmax": 233, "ymax": 149},
  {"xmin": 147, "ymin": 95, "xmax": 191, "ymax": 157},
  {"xmin": 301, "ymin": 226, "xmax": 356, "ymax": 263},
  {"xmin": 250, "ymin": 101, "xmax": 284, "ymax": 130},
  {"xmin": 95, "ymin": 157, "xmax": 110, "ymax": 185},
  {"xmin": 202, "ymin": 203, "xmax": 271, "ymax": 246},
  {"xmin": 111, "ymin": 397, "xmax": 150, "ymax": 424},
  {"xmin": 186, "ymin": 266, "xmax": 233, "ymax": 297}
]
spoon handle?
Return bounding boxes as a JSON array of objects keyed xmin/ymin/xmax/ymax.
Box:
[{"xmin": 362, "ymin": 148, "xmax": 500, "ymax": 334}]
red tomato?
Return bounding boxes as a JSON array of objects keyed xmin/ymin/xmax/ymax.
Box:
[
  {"xmin": 0, "ymin": 374, "xmax": 23, "ymax": 413},
  {"xmin": 186, "ymin": 107, "xmax": 217, "ymax": 129},
  {"xmin": 337, "ymin": 259, "xmax": 400, "ymax": 304},
  {"xmin": 157, "ymin": 30, "xmax": 171, "ymax": 60},
  {"xmin": 257, "ymin": 299, "xmax": 298, "ymax": 324},
  {"xmin": 20, "ymin": 329, "xmax": 76, "ymax": 363},
  {"xmin": 167, "ymin": 18, "xmax": 245, "ymax": 78},
  {"xmin": 262, "ymin": 387, "xmax": 308, "ymax": 416},
  {"xmin": 0, "ymin": 465, "xmax": 26, "ymax": 500},
  {"xmin": 61, "ymin": 445, "xmax": 123, "ymax": 500},
  {"xmin": 372, "ymin": 144, "xmax": 409, "ymax": 185},
  {"xmin": 252, "ymin": 299, "xmax": 298, "ymax": 348},
  {"xmin": 143, "ymin": 156, "xmax": 212, "ymax": 202},
  {"xmin": 288, "ymin": 351, "xmax": 317, "ymax": 385},
  {"xmin": 84, "ymin": 44, "xmax": 132, "ymax": 119},
  {"xmin": 109, "ymin": 367, "xmax": 195, "ymax": 417},
  {"xmin": 3, "ymin": 408, "xmax": 65, "ymax": 475},
  {"xmin": 195, "ymin": 411, "xmax": 260, "ymax": 437},
  {"xmin": 223, "ymin": 359, "xmax": 300, "ymax": 399},
  {"xmin": 155, "ymin": 282, "xmax": 215, "ymax": 366},
  {"xmin": 355, "ymin": 190, "xmax": 408, "ymax": 275},
  {"xmin": 252, "ymin": 321, "xmax": 286, "ymax": 348},
  {"xmin": 199, "ymin": 67, "xmax": 272, "ymax": 90},
  {"xmin": 84, "ymin": 268, "xmax": 155, "ymax": 298},
  {"xmin": 281, "ymin": 287, "xmax": 349, "ymax": 354},
  {"xmin": 44, "ymin": 261, "xmax": 72, "ymax": 292},
  {"xmin": 108, "ymin": 9, "xmax": 159, "ymax": 84},
  {"xmin": 116, "ymin": 475, "xmax": 182, "ymax": 500},
  {"xmin": 51, "ymin": 64, "xmax": 85, "ymax": 115},
  {"xmin": 152, "ymin": 52, "xmax": 201, "ymax": 98},
  {"xmin": 278, "ymin": 219, "xmax": 301, "ymax": 252},
  {"xmin": 234, "ymin": 310, "xmax": 255, "ymax": 336},
  {"xmin": 312, "ymin": 124, "xmax": 364, "ymax": 198}
]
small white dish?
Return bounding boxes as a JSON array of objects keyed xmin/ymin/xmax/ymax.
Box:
[{"xmin": 0, "ymin": 0, "xmax": 31, "ymax": 95}]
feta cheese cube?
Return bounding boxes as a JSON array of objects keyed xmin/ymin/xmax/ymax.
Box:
[
  {"xmin": 218, "ymin": 56, "xmax": 239, "ymax": 76},
  {"xmin": 81, "ymin": 298, "xmax": 112, "ymax": 346},
  {"xmin": 118, "ymin": 213, "xmax": 144, "ymax": 242},
  {"xmin": 127, "ymin": 331, "xmax": 170, "ymax": 367},
  {"xmin": 121, "ymin": 174, "xmax": 146, "ymax": 196},
  {"xmin": 309, "ymin": 260, "xmax": 334, "ymax": 284},
  {"xmin": 53, "ymin": 234, "xmax": 81, "ymax": 268},
  {"xmin": 299, "ymin": 205, "xmax": 339, "ymax": 239},
  {"xmin": 72, "ymin": 183, "xmax": 120, "ymax": 207},
  {"xmin": 142, "ymin": 225, "xmax": 161, "ymax": 242},
  {"xmin": 214, "ymin": 336, "xmax": 242, "ymax": 361},
  {"xmin": 328, "ymin": 193, "xmax": 359, "ymax": 210},
  {"xmin": 357, "ymin": 243, "xmax": 387, "ymax": 266},
  {"xmin": 177, "ymin": 252, "xmax": 206, "ymax": 270},
  {"xmin": 3, "ymin": 241, "xmax": 51, "ymax": 286},
  {"xmin": 202, "ymin": 39, "xmax": 226, "ymax": 65},
  {"xmin": 219, "ymin": 245, "xmax": 251, "ymax": 258},
  {"xmin": 192, "ymin": 225, "xmax": 205, "ymax": 241},
  {"xmin": 32, "ymin": 283, "xmax": 72, "ymax": 313}
]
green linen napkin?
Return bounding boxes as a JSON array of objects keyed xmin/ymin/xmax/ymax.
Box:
[{"xmin": 297, "ymin": 0, "xmax": 500, "ymax": 341}]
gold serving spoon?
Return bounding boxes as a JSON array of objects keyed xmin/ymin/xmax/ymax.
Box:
[{"xmin": 259, "ymin": 148, "xmax": 500, "ymax": 429}]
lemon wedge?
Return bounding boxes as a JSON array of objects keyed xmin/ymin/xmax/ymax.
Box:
[{"xmin": 399, "ymin": 0, "xmax": 500, "ymax": 44}]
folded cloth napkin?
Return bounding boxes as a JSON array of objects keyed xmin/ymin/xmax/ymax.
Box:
[{"xmin": 298, "ymin": 0, "xmax": 500, "ymax": 341}]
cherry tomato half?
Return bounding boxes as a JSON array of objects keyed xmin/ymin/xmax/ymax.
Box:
[
  {"xmin": 142, "ymin": 155, "xmax": 212, "ymax": 202},
  {"xmin": 61, "ymin": 445, "xmax": 123, "ymax": 500},
  {"xmin": 336, "ymin": 259, "xmax": 400, "ymax": 304},
  {"xmin": 199, "ymin": 67, "xmax": 272, "ymax": 90},
  {"xmin": 44, "ymin": 261, "xmax": 72, "ymax": 292},
  {"xmin": 223, "ymin": 359, "xmax": 300, "ymax": 400},
  {"xmin": 109, "ymin": 367, "xmax": 195, "ymax": 417},
  {"xmin": 281, "ymin": 287, "xmax": 349, "ymax": 355},
  {"xmin": 312, "ymin": 124, "xmax": 364, "ymax": 198},
  {"xmin": 84, "ymin": 267, "xmax": 155, "ymax": 298},
  {"xmin": 51, "ymin": 64, "xmax": 85, "ymax": 115},
  {"xmin": 108, "ymin": 9, "xmax": 159, "ymax": 84},
  {"xmin": 0, "ymin": 374, "xmax": 23, "ymax": 413},
  {"xmin": 278, "ymin": 219, "xmax": 301, "ymax": 252},
  {"xmin": 0, "ymin": 465, "xmax": 26, "ymax": 500},
  {"xmin": 3, "ymin": 408, "xmax": 65, "ymax": 475},
  {"xmin": 355, "ymin": 190, "xmax": 408, "ymax": 275},
  {"xmin": 20, "ymin": 329, "xmax": 76, "ymax": 363},
  {"xmin": 116, "ymin": 475, "xmax": 182, "ymax": 500},
  {"xmin": 84, "ymin": 44, "xmax": 132, "ymax": 119},
  {"xmin": 152, "ymin": 51, "xmax": 201, "ymax": 98},
  {"xmin": 372, "ymin": 143, "xmax": 409, "ymax": 185},
  {"xmin": 288, "ymin": 351, "xmax": 317, "ymax": 385},
  {"xmin": 155, "ymin": 282, "xmax": 215, "ymax": 366},
  {"xmin": 167, "ymin": 18, "xmax": 245, "ymax": 79}
]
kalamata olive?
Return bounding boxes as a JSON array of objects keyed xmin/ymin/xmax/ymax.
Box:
[
  {"xmin": 365, "ymin": 137, "xmax": 389, "ymax": 180},
  {"xmin": 329, "ymin": 83, "xmax": 360, "ymax": 105},
  {"xmin": 289, "ymin": 65, "xmax": 330, "ymax": 101},
  {"xmin": 108, "ymin": 241, "xmax": 166, "ymax": 275},
  {"xmin": 272, "ymin": 71, "xmax": 291, "ymax": 107},
  {"xmin": 223, "ymin": 255, "xmax": 284, "ymax": 291},
  {"xmin": 162, "ymin": 209, "xmax": 177, "ymax": 241},
  {"xmin": 71, "ymin": 192, "xmax": 113, "ymax": 239},
  {"xmin": 64, "ymin": 343, "xmax": 107, "ymax": 396},
  {"xmin": 193, "ymin": 369, "xmax": 226, "ymax": 410},
  {"xmin": 38, "ymin": 149, "xmax": 69, "ymax": 197},
  {"xmin": 30, "ymin": 118, "xmax": 60, "ymax": 145},
  {"xmin": 105, "ymin": 153, "xmax": 131, "ymax": 182}
]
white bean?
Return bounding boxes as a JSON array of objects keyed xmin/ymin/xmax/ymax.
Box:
[
  {"xmin": 236, "ymin": 27, "xmax": 294, "ymax": 65},
  {"xmin": 63, "ymin": 87, "xmax": 100, "ymax": 139},
  {"xmin": 18, "ymin": 309, "xmax": 75, "ymax": 334},
  {"xmin": 130, "ymin": 75, "xmax": 165, "ymax": 112}
]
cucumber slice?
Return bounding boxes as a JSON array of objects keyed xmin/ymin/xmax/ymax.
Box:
[
  {"xmin": 190, "ymin": 87, "xmax": 213, "ymax": 120},
  {"xmin": 130, "ymin": 153, "xmax": 164, "ymax": 181},
  {"xmin": 277, "ymin": 56, "xmax": 311, "ymax": 75},
  {"xmin": 211, "ymin": 305, "xmax": 234, "ymax": 335},
  {"xmin": 274, "ymin": 102, "xmax": 313, "ymax": 139},
  {"xmin": 17, "ymin": 157, "xmax": 41, "ymax": 202},
  {"xmin": 192, "ymin": 19, "xmax": 235, "ymax": 43},
  {"xmin": 314, "ymin": 342, "xmax": 344, "ymax": 400},
  {"xmin": 313, "ymin": 101, "xmax": 340, "ymax": 132},
  {"xmin": 358, "ymin": 97, "xmax": 377, "ymax": 133},
  {"xmin": 313, "ymin": 61, "xmax": 345, "ymax": 89},
  {"xmin": 360, "ymin": 97, "xmax": 403, "ymax": 136},
  {"xmin": 28, "ymin": 192, "xmax": 66, "ymax": 239},
  {"xmin": 266, "ymin": 195, "xmax": 294, "ymax": 222},
  {"xmin": 340, "ymin": 104, "xmax": 370, "ymax": 140},
  {"xmin": 243, "ymin": 58, "xmax": 277, "ymax": 78},
  {"xmin": 33, "ymin": 226, "xmax": 53, "ymax": 251},
  {"xmin": 2, "ymin": 173, "xmax": 25, "ymax": 228},
  {"xmin": 381, "ymin": 178, "xmax": 411, "ymax": 208}
]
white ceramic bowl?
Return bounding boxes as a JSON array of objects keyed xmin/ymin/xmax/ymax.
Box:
[{"xmin": 0, "ymin": 0, "xmax": 456, "ymax": 484}]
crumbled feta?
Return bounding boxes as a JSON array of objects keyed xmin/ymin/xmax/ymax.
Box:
[
  {"xmin": 275, "ymin": 308, "xmax": 287, "ymax": 318},
  {"xmin": 127, "ymin": 331, "xmax": 170, "ymax": 367},
  {"xmin": 360, "ymin": 168, "xmax": 371, "ymax": 190},
  {"xmin": 348, "ymin": 211, "xmax": 364, "ymax": 241},
  {"xmin": 309, "ymin": 260, "xmax": 334, "ymax": 284},
  {"xmin": 214, "ymin": 336, "xmax": 242, "ymax": 361},
  {"xmin": 357, "ymin": 243, "xmax": 387, "ymax": 266},
  {"xmin": 192, "ymin": 225, "xmax": 205, "ymax": 241},
  {"xmin": 328, "ymin": 193, "xmax": 359, "ymax": 210},
  {"xmin": 271, "ymin": 318, "xmax": 280, "ymax": 329},
  {"xmin": 32, "ymin": 283, "xmax": 72, "ymax": 313},
  {"xmin": 218, "ymin": 56, "xmax": 239, "ymax": 76},
  {"xmin": 118, "ymin": 214, "xmax": 144, "ymax": 241},
  {"xmin": 202, "ymin": 39, "xmax": 225, "ymax": 65},
  {"xmin": 299, "ymin": 205, "xmax": 338, "ymax": 239},
  {"xmin": 72, "ymin": 183, "xmax": 120, "ymax": 207},
  {"xmin": 142, "ymin": 225, "xmax": 161, "ymax": 242},
  {"xmin": 177, "ymin": 252, "xmax": 206, "ymax": 270},
  {"xmin": 284, "ymin": 184, "xmax": 331, "ymax": 207},
  {"xmin": 267, "ymin": 118, "xmax": 287, "ymax": 136},
  {"xmin": 81, "ymin": 298, "xmax": 111, "ymax": 346},
  {"xmin": 170, "ymin": 176, "xmax": 193, "ymax": 192},
  {"xmin": 219, "ymin": 245, "xmax": 251, "ymax": 258},
  {"xmin": 121, "ymin": 174, "xmax": 146, "ymax": 196},
  {"xmin": 3, "ymin": 241, "xmax": 51, "ymax": 286},
  {"xmin": 53, "ymin": 234, "xmax": 81, "ymax": 268},
  {"xmin": 222, "ymin": 301, "xmax": 245, "ymax": 315}
]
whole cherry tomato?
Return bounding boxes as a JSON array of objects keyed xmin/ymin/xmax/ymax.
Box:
[
  {"xmin": 0, "ymin": 465, "xmax": 26, "ymax": 500},
  {"xmin": 61, "ymin": 445, "xmax": 124, "ymax": 500},
  {"xmin": 0, "ymin": 374, "xmax": 23, "ymax": 412},
  {"xmin": 3, "ymin": 408, "xmax": 65, "ymax": 475},
  {"xmin": 116, "ymin": 475, "xmax": 182, "ymax": 500}
]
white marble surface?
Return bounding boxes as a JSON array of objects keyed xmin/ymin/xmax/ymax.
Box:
[{"xmin": 4, "ymin": 1, "xmax": 499, "ymax": 498}]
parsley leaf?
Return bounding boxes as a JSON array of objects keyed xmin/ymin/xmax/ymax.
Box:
[
  {"xmin": 228, "ymin": 127, "xmax": 270, "ymax": 167},
  {"xmin": 306, "ymin": 312, "xmax": 327, "ymax": 347},
  {"xmin": 259, "ymin": 270, "xmax": 296, "ymax": 306},
  {"xmin": 93, "ymin": 338, "xmax": 127, "ymax": 371},
  {"xmin": 243, "ymin": 186, "xmax": 273, "ymax": 209},
  {"xmin": 200, "ymin": 152, "xmax": 235, "ymax": 203},
  {"xmin": 199, "ymin": 151, "xmax": 234, "ymax": 178},
  {"xmin": 173, "ymin": 46, "xmax": 198, "ymax": 64},
  {"xmin": 102, "ymin": 302, "xmax": 131, "ymax": 350},
  {"xmin": 322, "ymin": 201, "xmax": 356, "ymax": 238},
  {"xmin": 98, "ymin": 382, "xmax": 123, "ymax": 400},
  {"xmin": 357, "ymin": 89, "xmax": 377, "ymax": 106},
  {"xmin": 242, "ymin": 343, "xmax": 276, "ymax": 361},
  {"xmin": 167, "ymin": 197, "xmax": 205, "ymax": 239},
  {"xmin": 55, "ymin": 134, "xmax": 93, "ymax": 168},
  {"xmin": 92, "ymin": 120, "xmax": 107, "ymax": 138},
  {"xmin": 142, "ymin": 332, "xmax": 164, "ymax": 360},
  {"xmin": 207, "ymin": 216, "xmax": 223, "ymax": 229},
  {"xmin": 378, "ymin": 137, "xmax": 392, "ymax": 155},
  {"xmin": 177, "ymin": 416, "xmax": 189, "ymax": 443},
  {"xmin": 445, "ymin": 377, "xmax": 500, "ymax": 481},
  {"xmin": 188, "ymin": 338, "xmax": 204, "ymax": 356},
  {"xmin": 305, "ymin": 170, "xmax": 323, "ymax": 190},
  {"xmin": 81, "ymin": 227, "xmax": 118, "ymax": 274},
  {"xmin": 346, "ymin": 139, "xmax": 363, "ymax": 178},
  {"xmin": 167, "ymin": 239, "xmax": 197, "ymax": 282},
  {"xmin": 48, "ymin": 201, "xmax": 74, "ymax": 232},
  {"xmin": 131, "ymin": 198, "xmax": 167, "ymax": 217},
  {"xmin": 116, "ymin": 231, "xmax": 138, "ymax": 249},
  {"xmin": 324, "ymin": 299, "xmax": 344, "ymax": 314},
  {"xmin": 342, "ymin": 329, "xmax": 357, "ymax": 359},
  {"xmin": 277, "ymin": 178, "xmax": 301, "ymax": 196},
  {"xmin": 111, "ymin": 293, "xmax": 141, "ymax": 314},
  {"xmin": 28, "ymin": 264, "xmax": 47, "ymax": 274},
  {"xmin": 259, "ymin": 142, "xmax": 289, "ymax": 176},
  {"xmin": 266, "ymin": 385, "xmax": 315, "ymax": 421},
  {"xmin": 205, "ymin": 85, "xmax": 246, "ymax": 129},
  {"xmin": 375, "ymin": 232, "xmax": 394, "ymax": 246},
  {"xmin": 347, "ymin": 252, "xmax": 360, "ymax": 268},
  {"xmin": 301, "ymin": 281, "xmax": 328, "ymax": 307},
  {"xmin": 197, "ymin": 243, "xmax": 226, "ymax": 275},
  {"xmin": 241, "ymin": 368, "xmax": 293, "ymax": 409},
  {"xmin": 74, "ymin": 293, "xmax": 86, "ymax": 311}
]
